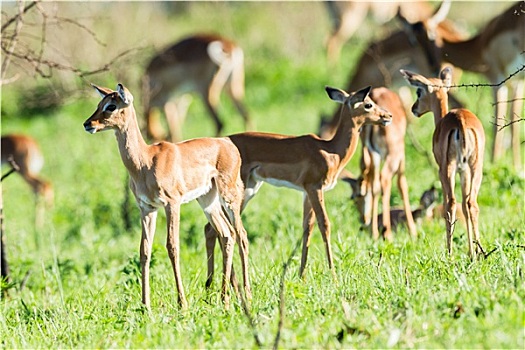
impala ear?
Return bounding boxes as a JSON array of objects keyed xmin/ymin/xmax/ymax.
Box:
[
  {"xmin": 117, "ymin": 83, "xmax": 133, "ymax": 105},
  {"xmin": 325, "ymin": 86, "xmax": 349, "ymax": 104},
  {"xmin": 91, "ymin": 84, "xmax": 112, "ymax": 98},
  {"xmin": 440, "ymin": 66, "xmax": 453, "ymax": 89},
  {"xmin": 400, "ymin": 69, "xmax": 432, "ymax": 91},
  {"xmin": 350, "ymin": 86, "xmax": 372, "ymax": 108},
  {"xmin": 341, "ymin": 175, "xmax": 360, "ymax": 199}
]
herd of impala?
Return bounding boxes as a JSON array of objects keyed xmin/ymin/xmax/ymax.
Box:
[{"xmin": 2, "ymin": 1, "xmax": 523, "ymax": 309}]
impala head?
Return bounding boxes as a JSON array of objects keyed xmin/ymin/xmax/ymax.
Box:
[
  {"xmin": 325, "ymin": 86, "xmax": 392, "ymax": 127},
  {"xmin": 400, "ymin": 67, "xmax": 452, "ymax": 117},
  {"xmin": 419, "ymin": 185, "xmax": 438, "ymax": 211},
  {"xmin": 342, "ymin": 175, "xmax": 373, "ymax": 226},
  {"xmin": 84, "ymin": 83, "xmax": 134, "ymax": 134}
]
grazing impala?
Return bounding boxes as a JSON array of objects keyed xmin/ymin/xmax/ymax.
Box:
[
  {"xmin": 1, "ymin": 134, "xmax": 53, "ymax": 229},
  {"xmin": 143, "ymin": 33, "xmax": 251, "ymax": 142},
  {"xmin": 83, "ymin": 83, "xmax": 251, "ymax": 309},
  {"xmin": 204, "ymin": 86, "xmax": 392, "ymax": 284},
  {"xmin": 334, "ymin": 87, "xmax": 416, "ymax": 241},
  {"xmin": 345, "ymin": 185, "xmax": 438, "ymax": 234},
  {"xmin": 401, "ymin": 67, "xmax": 485, "ymax": 258},
  {"xmin": 399, "ymin": 1, "xmax": 525, "ymax": 169}
]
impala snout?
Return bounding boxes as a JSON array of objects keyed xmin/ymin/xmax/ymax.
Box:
[
  {"xmin": 83, "ymin": 114, "xmax": 102, "ymax": 134},
  {"xmin": 83, "ymin": 120, "xmax": 97, "ymax": 134},
  {"xmin": 411, "ymin": 104, "xmax": 422, "ymax": 118},
  {"xmin": 381, "ymin": 110, "xmax": 393, "ymax": 126}
]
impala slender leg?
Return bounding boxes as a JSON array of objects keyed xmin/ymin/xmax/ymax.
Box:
[
  {"xmin": 380, "ymin": 165, "xmax": 393, "ymax": 241},
  {"xmin": 460, "ymin": 168, "xmax": 475, "ymax": 258},
  {"xmin": 235, "ymin": 223, "xmax": 252, "ymax": 300},
  {"xmin": 300, "ymin": 196, "xmax": 316, "ymax": 279},
  {"xmin": 139, "ymin": 208, "xmax": 158, "ymax": 309},
  {"xmin": 207, "ymin": 226, "xmax": 240, "ymax": 297},
  {"xmin": 439, "ymin": 167, "xmax": 457, "ymax": 257},
  {"xmin": 204, "ymin": 64, "xmax": 229, "ymax": 136},
  {"xmin": 306, "ymin": 187, "xmax": 336, "ymax": 279},
  {"xmin": 469, "ymin": 162, "xmax": 483, "ymax": 256},
  {"xmin": 204, "ymin": 223, "xmax": 217, "ymax": 289},
  {"xmin": 370, "ymin": 151, "xmax": 381, "ymax": 240},
  {"xmin": 199, "ymin": 190, "xmax": 235, "ymax": 309},
  {"xmin": 209, "ymin": 212, "xmax": 234, "ymax": 309},
  {"xmin": 165, "ymin": 203, "xmax": 188, "ymax": 309},
  {"xmin": 397, "ymin": 161, "xmax": 417, "ymax": 237}
]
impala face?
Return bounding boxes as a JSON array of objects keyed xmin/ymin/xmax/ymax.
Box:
[
  {"xmin": 84, "ymin": 84, "xmax": 133, "ymax": 134},
  {"xmin": 400, "ymin": 68, "xmax": 452, "ymax": 118},
  {"xmin": 325, "ymin": 85, "xmax": 393, "ymax": 126}
]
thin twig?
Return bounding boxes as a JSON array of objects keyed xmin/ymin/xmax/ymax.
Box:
[
  {"xmin": 273, "ymin": 238, "xmax": 302, "ymax": 350},
  {"xmin": 0, "ymin": 1, "xmax": 37, "ymax": 33},
  {"xmin": 238, "ymin": 283, "xmax": 262, "ymax": 348},
  {"xmin": 428, "ymin": 64, "xmax": 525, "ymax": 90},
  {"xmin": 474, "ymin": 241, "xmax": 498, "ymax": 259}
]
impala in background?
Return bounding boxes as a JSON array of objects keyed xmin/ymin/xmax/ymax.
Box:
[
  {"xmin": 331, "ymin": 87, "xmax": 417, "ymax": 241},
  {"xmin": 325, "ymin": 0, "xmax": 434, "ymax": 63},
  {"xmin": 328, "ymin": 0, "xmax": 466, "ymax": 118},
  {"xmin": 1, "ymin": 134, "xmax": 53, "ymax": 231},
  {"xmin": 143, "ymin": 33, "xmax": 251, "ymax": 142}
]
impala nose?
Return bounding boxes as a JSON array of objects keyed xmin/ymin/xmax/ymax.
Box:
[
  {"xmin": 83, "ymin": 120, "xmax": 96, "ymax": 134},
  {"xmin": 382, "ymin": 111, "xmax": 393, "ymax": 126}
]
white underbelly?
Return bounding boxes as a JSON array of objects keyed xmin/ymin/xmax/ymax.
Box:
[
  {"xmin": 255, "ymin": 173, "xmax": 305, "ymax": 192},
  {"xmin": 182, "ymin": 183, "xmax": 213, "ymax": 204}
]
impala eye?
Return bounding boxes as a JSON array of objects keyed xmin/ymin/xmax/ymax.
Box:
[
  {"xmin": 364, "ymin": 103, "xmax": 373, "ymax": 109},
  {"xmin": 105, "ymin": 104, "xmax": 117, "ymax": 112}
]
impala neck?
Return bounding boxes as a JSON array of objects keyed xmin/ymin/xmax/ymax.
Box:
[
  {"xmin": 431, "ymin": 91, "xmax": 449, "ymax": 125},
  {"xmin": 114, "ymin": 106, "xmax": 150, "ymax": 174},
  {"xmin": 329, "ymin": 108, "xmax": 363, "ymax": 167}
]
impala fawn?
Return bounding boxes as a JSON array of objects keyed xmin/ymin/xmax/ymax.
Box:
[
  {"xmin": 329, "ymin": 87, "xmax": 416, "ymax": 241},
  {"xmin": 204, "ymin": 85, "xmax": 392, "ymax": 284},
  {"xmin": 83, "ymin": 83, "xmax": 250, "ymax": 309},
  {"xmin": 401, "ymin": 67, "xmax": 485, "ymax": 258}
]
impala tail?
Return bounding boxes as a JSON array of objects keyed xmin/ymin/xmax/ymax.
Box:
[{"xmin": 453, "ymin": 118, "xmax": 471, "ymax": 172}]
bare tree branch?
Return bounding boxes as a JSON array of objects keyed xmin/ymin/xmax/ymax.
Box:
[
  {"xmin": 1, "ymin": 0, "xmax": 145, "ymax": 86},
  {"xmin": 490, "ymin": 113, "xmax": 525, "ymax": 132},
  {"xmin": 0, "ymin": 1, "xmax": 36, "ymax": 33}
]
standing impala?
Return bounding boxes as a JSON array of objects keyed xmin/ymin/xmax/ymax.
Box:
[
  {"xmin": 204, "ymin": 86, "xmax": 392, "ymax": 284},
  {"xmin": 399, "ymin": 1, "xmax": 525, "ymax": 169},
  {"xmin": 401, "ymin": 67, "xmax": 485, "ymax": 258},
  {"xmin": 1, "ymin": 134, "xmax": 53, "ymax": 229},
  {"xmin": 83, "ymin": 83, "xmax": 251, "ymax": 309},
  {"xmin": 143, "ymin": 33, "xmax": 251, "ymax": 142},
  {"xmin": 335, "ymin": 87, "xmax": 416, "ymax": 241}
]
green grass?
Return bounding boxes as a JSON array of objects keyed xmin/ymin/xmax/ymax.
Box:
[{"xmin": 1, "ymin": 2, "xmax": 524, "ymax": 348}]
